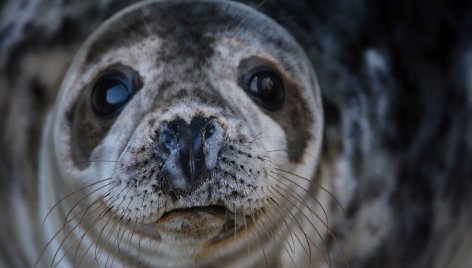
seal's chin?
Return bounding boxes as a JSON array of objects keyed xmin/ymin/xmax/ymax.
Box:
[{"xmin": 154, "ymin": 206, "xmax": 256, "ymax": 243}]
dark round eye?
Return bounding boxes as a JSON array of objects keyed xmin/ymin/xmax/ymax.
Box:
[
  {"xmin": 91, "ymin": 73, "xmax": 136, "ymax": 117},
  {"xmin": 245, "ymin": 70, "xmax": 285, "ymax": 111}
]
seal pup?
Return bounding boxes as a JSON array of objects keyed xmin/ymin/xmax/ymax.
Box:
[
  {"xmin": 34, "ymin": 0, "xmax": 324, "ymax": 267},
  {"xmin": 3, "ymin": 0, "xmax": 472, "ymax": 267}
]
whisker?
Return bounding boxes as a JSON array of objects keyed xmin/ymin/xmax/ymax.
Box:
[
  {"xmin": 125, "ymin": 217, "xmax": 140, "ymax": 265},
  {"xmin": 273, "ymin": 167, "xmax": 345, "ymax": 214},
  {"xmin": 103, "ymin": 217, "xmax": 124, "ymax": 268},
  {"xmin": 62, "ymin": 180, "xmax": 116, "ymax": 234},
  {"xmin": 93, "ymin": 179, "xmax": 140, "ymax": 265},
  {"xmin": 242, "ymin": 203, "xmax": 250, "ymax": 258},
  {"xmin": 281, "ymin": 236, "xmax": 299, "ymax": 268},
  {"xmin": 103, "ymin": 181, "xmax": 140, "ymax": 267},
  {"xmin": 51, "ymin": 191, "xmax": 115, "ymax": 267},
  {"xmin": 77, "ymin": 212, "xmax": 111, "ymax": 267},
  {"xmin": 233, "ymin": 203, "xmax": 238, "ymax": 240},
  {"xmin": 55, "ymin": 187, "xmax": 120, "ymax": 263},
  {"xmin": 270, "ymin": 184, "xmax": 318, "ymax": 261},
  {"xmin": 60, "ymin": 166, "xmax": 132, "ymax": 234},
  {"xmin": 271, "ymin": 182, "xmax": 327, "ymax": 242},
  {"xmin": 74, "ymin": 190, "xmax": 130, "ymax": 267},
  {"xmin": 250, "ymin": 209, "xmax": 269, "ymax": 266},
  {"xmin": 265, "ymin": 149, "xmax": 315, "ymax": 159},
  {"xmin": 34, "ymin": 189, "xmax": 113, "ymax": 268},
  {"xmin": 269, "ymin": 168, "xmax": 350, "ymax": 267},
  {"xmin": 269, "ymin": 187, "xmax": 333, "ymax": 268},
  {"xmin": 138, "ymin": 7, "xmax": 155, "ymax": 39},
  {"xmin": 255, "ymin": 191, "xmax": 296, "ymax": 254},
  {"xmin": 272, "ymin": 170, "xmax": 349, "ymax": 267},
  {"xmin": 50, "ymin": 196, "xmax": 109, "ymax": 266},
  {"xmin": 251, "ymin": 199, "xmax": 286, "ymax": 267},
  {"xmin": 270, "ymin": 170, "xmax": 329, "ymax": 227},
  {"xmin": 232, "ymin": 0, "xmax": 268, "ymax": 36},
  {"xmin": 33, "ymin": 178, "xmax": 117, "ymax": 267},
  {"xmin": 264, "ymin": 194, "xmax": 309, "ymax": 268},
  {"xmin": 68, "ymin": 206, "xmax": 115, "ymax": 268},
  {"xmin": 246, "ymin": 131, "xmax": 268, "ymax": 144},
  {"xmin": 94, "ymin": 209, "xmax": 123, "ymax": 266},
  {"xmin": 41, "ymin": 177, "xmax": 113, "ymax": 228},
  {"xmin": 267, "ymin": 189, "xmax": 312, "ymax": 264},
  {"xmin": 122, "ymin": 190, "xmax": 148, "ymax": 265},
  {"xmin": 59, "ymin": 174, "xmax": 137, "ymax": 267}
]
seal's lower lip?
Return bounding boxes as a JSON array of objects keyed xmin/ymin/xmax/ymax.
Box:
[{"xmin": 155, "ymin": 206, "xmax": 255, "ymax": 242}]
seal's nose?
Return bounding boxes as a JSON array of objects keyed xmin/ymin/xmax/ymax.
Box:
[{"xmin": 158, "ymin": 116, "xmax": 222, "ymax": 195}]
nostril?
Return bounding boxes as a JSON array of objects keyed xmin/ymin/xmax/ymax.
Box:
[
  {"xmin": 168, "ymin": 123, "xmax": 180, "ymax": 133},
  {"xmin": 204, "ymin": 123, "xmax": 215, "ymax": 139},
  {"xmin": 162, "ymin": 132, "xmax": 176, "ymax": 149},
  {"xmin": 158, "ymin": 121, "xmax": 178, "ymax": 151}
]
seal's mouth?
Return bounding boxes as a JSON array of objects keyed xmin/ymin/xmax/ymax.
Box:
[{"xmin": 155, "ymin": 205, "xmax": 256, "ymax": 243}]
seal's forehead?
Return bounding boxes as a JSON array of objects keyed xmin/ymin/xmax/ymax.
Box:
[{"xmin": 82, "ymin": 0, "xmax": 298, "ymax": 65}]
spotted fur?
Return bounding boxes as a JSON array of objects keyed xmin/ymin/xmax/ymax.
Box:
[{"xmin": 1, "ymin": 0, "xmax": 472, "ymax": 268}]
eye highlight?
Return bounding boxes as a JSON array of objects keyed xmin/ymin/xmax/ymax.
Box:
[
  {"xmin": 91, "ymin": 68, "xmax": 140, "ymax": 117},
  {"xmin": 243, "ymin": 69, "xmax": 285, "ymax": 111}
]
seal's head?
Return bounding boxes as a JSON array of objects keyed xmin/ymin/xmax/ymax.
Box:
[{"xmin": 41, "ymin": 0, "xmax": 323, "ymax": 266}]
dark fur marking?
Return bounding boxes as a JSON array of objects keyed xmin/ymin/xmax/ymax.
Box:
[
  {"xmin": 69, "ymin": 90, "xmax": 116, "ymax": 169},
  {"xmin": 238, "ymin": 57, "xmax": 314, "ymax": 163},
  {"xmin": 276, "ymin": 82, "xmax": 314, "ymax": 162},
  {"xmin": 84, "ymin": 1, "xmax": 245, "ymax": 66},
  {"xmin": 69, "ymin": 64, "xmax": 142, "ymax": 169}
]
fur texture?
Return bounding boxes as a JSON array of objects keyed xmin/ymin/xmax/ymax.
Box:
[{"xmin": 1, "ymin": 0, "xmax": 471, "ymax": 267}]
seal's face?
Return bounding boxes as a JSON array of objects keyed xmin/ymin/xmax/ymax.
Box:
[{"xmin": 43, "ymin": 0, "xmax": 322, "ymax": 266}]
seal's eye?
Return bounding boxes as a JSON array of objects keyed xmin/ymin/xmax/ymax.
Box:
[
  {"xmin": 92, "ymin": 74, "xmax": 135, "ymax": 117},
  {"xmin": 244, "ymin": 70, "xmax": 285, "ymax": 111}
]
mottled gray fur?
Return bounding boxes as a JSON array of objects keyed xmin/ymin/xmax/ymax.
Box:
[{"xmin": 1, "ymin": 0, "xmax": 472, "ymax": 267}]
